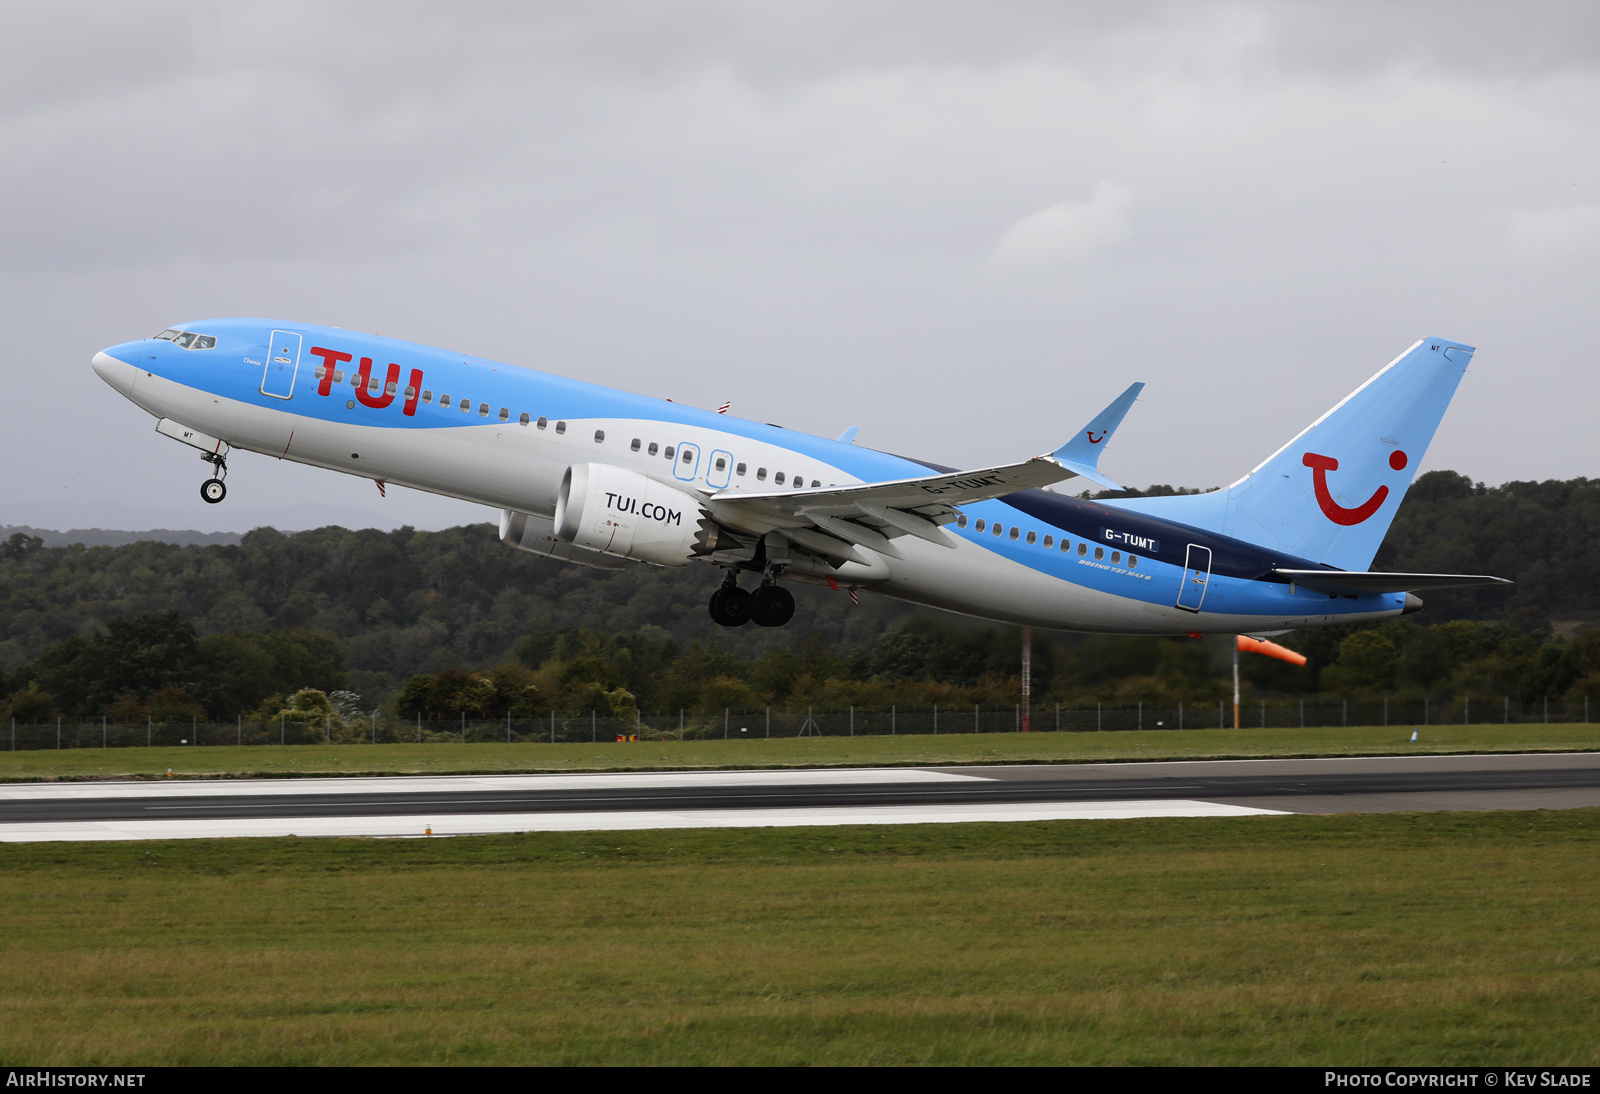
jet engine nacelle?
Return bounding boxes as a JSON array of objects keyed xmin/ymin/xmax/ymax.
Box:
[{"xmin": 554, "ymin": 463, "xmax": 714, "ymax": 567}]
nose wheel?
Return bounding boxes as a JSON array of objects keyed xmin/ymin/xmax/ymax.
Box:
[{"xmin": 199, "ymin": 451, "xmax": 228, "ymax": 504}]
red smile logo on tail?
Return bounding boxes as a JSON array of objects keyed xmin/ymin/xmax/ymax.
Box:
[
  {"xmin": 1085, "ymin": 430, "xmax": 1106, "ymax": 444},
  {"xmin": 1302, "ymin": 450, "xmax": 1406, "ymax": 525}
]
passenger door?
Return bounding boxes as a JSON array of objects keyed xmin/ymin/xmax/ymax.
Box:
[
  {"xmin": 261, "ymin": 330, "xmax": 302, "ymax": 400},
  {"xmin": 1175, "ymin": 544, "xmax": 1213, "ymax": 612}
]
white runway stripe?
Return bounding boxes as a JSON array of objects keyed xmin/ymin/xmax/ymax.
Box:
[
  {"xmin": 0, "ymin": 766, "xmax": 988, "ymax": 802},
  {"xmin": 0, "ymin": 799, "xmax": 1289, "ymax": 842}
]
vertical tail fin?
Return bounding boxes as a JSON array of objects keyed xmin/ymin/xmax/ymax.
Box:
[{"xmin": 1108, "ymin": 338, "xmax": 1473, "ymax": 571}]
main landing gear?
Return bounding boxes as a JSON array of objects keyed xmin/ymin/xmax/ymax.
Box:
[
  {"xmin": 708, "ymin": 570, "xmax": 795, "ymax": 628},
  {"xmin": 199, "ymin": 451, "xmax": 228, "ymax": 505}
]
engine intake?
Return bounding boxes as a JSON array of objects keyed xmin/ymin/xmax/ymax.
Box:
[{"xmin": 554, "ymin": 463, "xmax": 716, "ymax": 567}]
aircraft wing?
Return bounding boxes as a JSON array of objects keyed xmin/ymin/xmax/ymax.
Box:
[
  {"xmin": 705, "ymin": 383, "xmax": 1144, "ymax": 561},
  {"xmin": 1272, "ymin": 569, "xmax": 1514, "ymax": 595}
]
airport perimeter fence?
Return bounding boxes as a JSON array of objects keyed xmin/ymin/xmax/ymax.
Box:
[{"xmin": 5, "ymin": 694, "xmax": 1595, "ymax": 750}]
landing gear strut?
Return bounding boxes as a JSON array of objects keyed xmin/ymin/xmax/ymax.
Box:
[{"xmin": 199, "ymin": 451, "xmax": 228, "ymax": 505}]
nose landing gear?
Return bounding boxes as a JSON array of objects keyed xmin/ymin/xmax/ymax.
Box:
[{"xmin": 199, "ymin": 451, "xmax": 228, "ymax": 505}]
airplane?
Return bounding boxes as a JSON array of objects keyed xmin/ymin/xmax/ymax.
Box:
[{"xmin": 91, "ymin": 322, "xmax": 1510, "ymax": 634}]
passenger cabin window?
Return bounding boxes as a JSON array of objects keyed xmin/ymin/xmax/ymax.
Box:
[
  {"xmin": 1009, "ymin": 527, "xmax": 1020, "ymax": 540},
  {"xmin": 811, "ymin": 480, "xmax": 821, "ymax": 488},
  {"xmin": 1077, "ymin": 542, "xmax": 1087, "ymax": 556},
  {"xmin": 439, "ymin": 394, "xmax": 451, "ymax": 407},
  {"xmin": 478, "ymin": 403, "xmax": 489, "ymax": 418},
  {"xmin": 594, "ymin": 429, "xmax": 605, "ymax": 442},
  {"xmin": 1026, "ymin": 530, "xmax": 1036, "ymax": 544},
  {"xmin": 1060, "ymin": 539, "xmax": 1070, "ymax": 552},
  {"xmin": 974, "ymin": 519, "xmax": 985, "ymax": 532},
  {"xmin": 499, "ymin": 408, "xmax": 509, "ymax": 422},
  {"xmin": 992, "ymin": 524, "xmax": 1003, "ymax": 536},
  {"xmin": 555, "ymin": 421, "xmax": 566, "ymax": 434},
  {"xmin": 682, "ymin": 450, "xmax": 693, "ymax": 463},
  {"xmin": 1042, "ymin": 535, "xmax": 1052, "ymax": 548},
  {"xmin": 957, "ymin": 514, "xmax": 968, "ymax": 528},
  {"xmin": 537, "ymin": 416, "xmax": 547, "ymax": 429},
  {"xmin": 1094, "ymin": 546, "xmax": 1105, "ymax": 560},
  {"xmin": 631, "ymin": 438, "xmax": 641, "ymax": 452},
  {"xmin": 757, "ymin": 468, "xmax": 767, "ymax": 481},
  {"xmin": 518, "ymin": 412, "xmax": 529, "ymax": 425},
  {"xmin": 775, "ymin": 472, "xmax": 786, "ymax": 485},
  {"xmin": 461, "ymin": 400, "xmax": 471, "ymax": 412},
  {"xmin": 404, "ymin": 386, "xmax": 416, "ymax": 399},
  {"xmin": 386, "ymin": 381, "xmax": 398, "ymax": 396},
  {"xmin": 1127, "ymin": 555, "xmax": 1138, "ymax": 568},
  {"xmin": 422, "ymin": 390, "xmax": 433, "ymax": 404},
  {"xmin": 736, "ymin": 462, "xmax": 746, "ymax": 476},
  {"xmin": 333, "ymin": 370, "xmax": 344, "ymax": 383},
  {"xmin": 714, "ymin": 456, "xmax": 726, "ymax": 471},
  {"xmin": 648, "ymin": 442, "xmax": 659, "ymax": 456},
  {"xmin": 1111, "ymin": 551, "xmax": 1121, "ymax": 564},
  {"xmin": 664, "ymin": 446, "xmax": 674, "ymax": 459}
]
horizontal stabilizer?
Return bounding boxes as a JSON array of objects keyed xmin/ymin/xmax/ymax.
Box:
[{"xmin": 1272, "ymin": 569, "xmax": 1514, "ymax": 595}]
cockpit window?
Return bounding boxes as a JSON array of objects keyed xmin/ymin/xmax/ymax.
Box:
[{"xmin": 152, "ymin": 329, "xmax": 215, "ymax": 350}]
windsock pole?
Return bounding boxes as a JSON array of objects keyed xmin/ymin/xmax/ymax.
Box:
[{"xmin": 1232, "ymin": 639, "xmax": 1241, "ymax": 730}]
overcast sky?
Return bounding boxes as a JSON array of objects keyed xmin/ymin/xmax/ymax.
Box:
[{"xmin": 3, "ymin": 1, "xmax": 1597, "ymax": 533}]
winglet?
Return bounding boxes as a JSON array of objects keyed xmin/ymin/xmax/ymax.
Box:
[
  {"xmin": 1047, "ymin": 381, "xmax": 1144, "ymax": 489},
  {"xmin": 836, "ymin": 426, "xmax": 859, "ymax": 444}
]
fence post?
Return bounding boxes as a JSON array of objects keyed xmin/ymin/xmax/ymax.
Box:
[
  {"xmin": 416, "ymin": 712, "xmax": 421, "ymax": 743},
  {"xmin": 976, "ymin": 704, "xmax": 980, "ymax": 734},
  {"xmin": 1219, "ymin": 699, "xmax": 1223, "ymax": 729},
  {"xmin": 1300, "ymin": 699, "xmax": 1304, "ymax": 728},
  {"xmin": 326, "ymin": 713, "xmax": 331, "ymax": 745},
  {"xmin": 1179, "ymin": 701, "xmax": 1183, "ymax": 730},
  {"xmin": 636, "ymin": 708, "xmax": 641, "ymax": 740},
  {"xmin": 236, "ymin": 714, "xmax": 240, "ymax": 747},
  {"xmin": 1424, "ymin": 697, "xmax": 1429, "ymax": 726},
  {"xmin": 679, "ymin": 709, "xmax": 683, "ymax": 741},
  {"xmin": 107, "ymin": 715, "xmax": 111, "ymax": 750},
  {"xmin": 1342, "ymin": 698, "xmax": 1347, "ymax": 728},
  {"xmin": 1138, "ymin": 702, "xmax": 1142, "ymax": 731},
  {"xmin": 934, "ymin": 704, "xmax": 938, "ymax": 735},
  {"xmin": 851, "ymin": 706, "xmax": 855, "ymax": 737},
  {"xmin": 1383, "ymin": 698, "xmax": 1388, "ymax": 727},
  {"xmin": 375, "ymin": 711, "xmax": 379, "ymax": 745},
  {"xmin": 1260, "ymin": 699, "xmax": 1265, "ymax": 728},
  {"xmin": 766, "ymin": 707, "xmax": 770, "ymax": 739},
  {"xmin": 507, "ymin": 711, "xmax": 511, "ymax": 744},
  {"xmin": 1465, "ymin": 696, "xmax": 1470, "ymax": 725},
  {"xmin": 462, "ymin": 712, "xmax": 466, "ymax": 743},
  {"xmin": 591, "ymin": 710, "xmax": 596, "ymax": 744},
  {"xmin": 1097, "ymin": 702, "xmax": 1101, "ymax": 732},
  {"xmin": 278, "ymin": 711, "xmax": 283, "ymax": 746},
  {"xmin": 57, "ymin": 716, "xmax": 61, "ymax": 750},
  {"xmin": 550, "ymin": 711, "xmax": 554, "ymax": 744},
  {"xmin": 724, "ymin": 708, "xmax": 729, "ymax": 740},
  {"xmin": 892, "ymin": 705, "xmax": 896, "ymax": 736},
  {"xmin": 153, "ymin": 714, "xmax": 156, "ymax": 748},
  {"xmin": 1544, "ymin": 695, "xmax": 1549, "ymax": 724},
  {"xmin": 1504, "ymin": 696, "xmax": 1509, "ymax": 724}
]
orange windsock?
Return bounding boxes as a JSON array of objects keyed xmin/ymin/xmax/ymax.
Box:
[{"xmin": 1237, "ymin": 634, "xmax": 1307, "ymax": 666}]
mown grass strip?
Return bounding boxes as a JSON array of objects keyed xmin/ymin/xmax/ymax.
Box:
[
  {"xmin": 0, "ymin": 809, "xmax": 1597, "ymax": 1065},
  {"xmin": 0, "ymin": 723, "xmax": 1596, "ymax": 782}
]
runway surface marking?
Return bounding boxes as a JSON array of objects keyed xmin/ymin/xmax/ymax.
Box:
[
  {"xmin": 0, "ymin": 799, "xmax": 1290, "ymax": 842},
  {"xmin": 0, "ymin": 767, "xmax": 990, "ymax": 801}
]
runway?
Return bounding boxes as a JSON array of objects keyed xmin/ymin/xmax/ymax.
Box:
[{"xmin": 1, "ymin": 751, "xmax": 1596, "ymax": 841}]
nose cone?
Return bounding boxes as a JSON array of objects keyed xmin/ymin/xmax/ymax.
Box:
[{"xmin": 93, "ymin": 345, "xmax": 143, "ymax": 398}]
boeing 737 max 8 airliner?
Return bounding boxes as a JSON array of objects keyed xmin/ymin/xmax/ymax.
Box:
[{"xmin": 91, "ymin": 322, "xmax": 1509, "ymax": 633}]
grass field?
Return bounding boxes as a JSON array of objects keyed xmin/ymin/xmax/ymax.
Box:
[
  {"xmin": 0, "ymin": 723, "xmax": 1596, "ymax": 782},
  {"xmin": 1, "ymin": 809, "xmax": 1597, "ymax": 1065}
]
